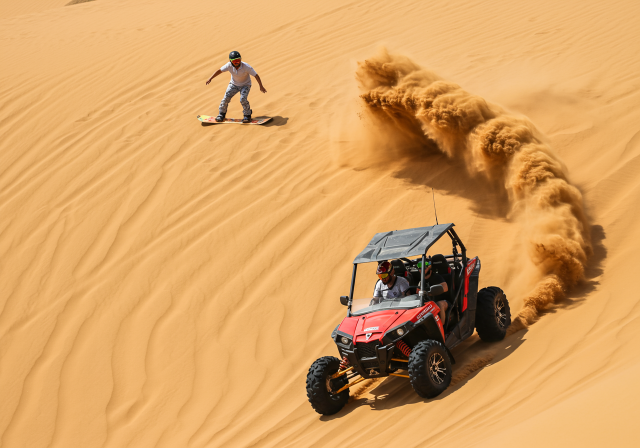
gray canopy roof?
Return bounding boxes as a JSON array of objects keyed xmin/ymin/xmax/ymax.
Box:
[{"xmin": 353, "ymin": 223, "xmax": 454, "ymax": 264}]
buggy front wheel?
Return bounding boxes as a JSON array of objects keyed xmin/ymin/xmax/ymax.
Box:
[
  {"xmin": 306, "ymin": 356, "xmax": 349, "ymax": 415},
  {"xmin": 408, "ymin": 340, "xmax": 452, "ymax": 398}
]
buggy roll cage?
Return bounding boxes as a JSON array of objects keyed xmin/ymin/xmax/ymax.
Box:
[{"xmin": 347, "ymin": 224, "xmax": 467, "ymax": 331}]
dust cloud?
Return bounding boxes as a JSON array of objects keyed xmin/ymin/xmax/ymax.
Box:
[{"xmin": 356, "ymin": 50, "xmax": 592, "ymax": 330}]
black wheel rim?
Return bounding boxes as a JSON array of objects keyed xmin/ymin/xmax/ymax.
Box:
[
  {"xmin": 495, "ymin": 296, "xmax": 507, "ymax": 328},
  {"xmin": 428, "ymin": 353, "xmax": 447, "ymax": 384}
]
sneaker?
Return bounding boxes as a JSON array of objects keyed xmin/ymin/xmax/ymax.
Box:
[
  {"xmin": 242, "ymin": 115, "xmax": 251, "ymax": 124},
  {"xmin": 215, "ymin": 113, "xmax": 225, "ymax": 122}
]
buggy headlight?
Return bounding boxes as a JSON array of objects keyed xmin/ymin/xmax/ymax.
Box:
[
  {"xmin": 341, "ymin": 336, "xmax": 349, "ymax": 344},
  {"xmin": 396, "ymin": 328, "xmax": 405, "ymax": 336}
]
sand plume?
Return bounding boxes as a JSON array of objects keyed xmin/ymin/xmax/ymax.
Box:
[{"xmin": 357, "ymin": 50, "xmax": 592, "ymax": 329}]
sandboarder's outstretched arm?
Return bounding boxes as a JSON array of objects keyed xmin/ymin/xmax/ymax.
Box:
[
  {"xmin": 255, "ymin": 74, "xmax": 267, "ymax": 93},
  {"xmin": 206, "ymin": 69, "xmax": 222, "ymax": 85}
]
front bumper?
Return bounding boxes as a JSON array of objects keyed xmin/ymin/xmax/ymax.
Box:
[{"xmin": 338, "ymin": 341, "xmax": 397, "ymax": 379}]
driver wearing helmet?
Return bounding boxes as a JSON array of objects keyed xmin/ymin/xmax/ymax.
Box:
[
  {"xmin": 370, "ymin": 260, "xmax": 410, "ymax": 305},
  {"xmin": 205, "ymin": 50, "xmax": 267, "ymax": 123}
]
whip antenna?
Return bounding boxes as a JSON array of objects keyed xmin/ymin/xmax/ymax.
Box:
[{"xmin": 432, "ymin": 188, "xmax": 439, "ymax": 225}]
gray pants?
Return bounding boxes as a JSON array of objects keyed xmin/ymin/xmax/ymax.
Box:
[{"xmin": 219, "ymin": 83, "xmax": 252, "ymax": 116}]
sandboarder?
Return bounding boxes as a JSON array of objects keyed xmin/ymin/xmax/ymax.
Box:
[{"xmin": 206, "ymin": 51, "xmax": 267, "ymax": 123}]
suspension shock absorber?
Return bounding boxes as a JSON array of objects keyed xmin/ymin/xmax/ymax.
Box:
[
  {"xmin": 339, "ymin": 355, "xmax": 349, "ymax": 370},
  {"xmin": 395, "ymin": 340, "xmax": 412, "ymax": 357}
]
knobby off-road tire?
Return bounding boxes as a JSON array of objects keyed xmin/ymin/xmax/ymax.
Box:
[
  {"xmin": 476, "ymin": 286, "xmax": 511, "ymax": 342},
  {"xmin": 306, "ymin": 356, "xmax": 349, "ymax": 415},
  {"xmin": 408, "ymin": 340, "xmax": 452, "ymax": 398}
]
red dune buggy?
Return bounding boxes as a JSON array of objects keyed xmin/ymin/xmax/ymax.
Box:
[{"xmin": 306, "ymin": 223, "xmax": 511, "ymax": 415}]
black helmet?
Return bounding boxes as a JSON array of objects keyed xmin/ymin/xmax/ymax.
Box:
[{"xmin": 229, "ymin": 51, "xmax": 241, "ymax": 61}]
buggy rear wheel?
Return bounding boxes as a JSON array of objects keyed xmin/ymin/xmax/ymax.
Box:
[
  {"xmin": 476, "ymin": 286, "xmax": 511, "ymax": 342},
  {"xmin": 408, "ymin": 340, "xmax": 452, "ymax": 398},
  {"xmin": 306, "ymin": 356, "xmax": 349, "ymax": 415}
]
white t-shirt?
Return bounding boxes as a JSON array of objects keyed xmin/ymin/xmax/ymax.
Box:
[
  {"xmin": 220, "ymin": 61, "xmax": 257, "ymax": 87},
  {"xmin": 371, "ymin": 276, "xmax": 410, "ymax": 304}
]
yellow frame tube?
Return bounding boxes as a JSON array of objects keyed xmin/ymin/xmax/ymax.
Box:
[
  {"xmin": 329, "ymin": 366, "xmax": 354, "ymax": 379},
  {"xmin": 334, "ymin": 376, "xmax": 366, "ymax": 394}
]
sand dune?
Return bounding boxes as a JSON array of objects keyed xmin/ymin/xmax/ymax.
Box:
[
  {"xmin": 0, "ymin": 0, "xmax": 69, "ymax": 19},
  {"xmin": 2, "ymin": 0, "xmax": 640, "ymax": 446}
]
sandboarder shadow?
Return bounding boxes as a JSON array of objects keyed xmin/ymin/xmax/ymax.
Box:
[{"xmin": 263, "ymin": 116, "xmax": 289, "ymax": 127}]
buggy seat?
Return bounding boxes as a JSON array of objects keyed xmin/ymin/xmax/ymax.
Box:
[{"xmin": 430, "ymin": 254, "xmax": 455, "ymax": 304}]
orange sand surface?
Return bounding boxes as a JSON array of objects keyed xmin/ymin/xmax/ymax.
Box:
[{"xmin": 2, "ymin": 0, "xmax": 640, "ymax": 446}]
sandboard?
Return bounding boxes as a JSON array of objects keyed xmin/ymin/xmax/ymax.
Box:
[{"xmin": 197, "ymin": 115, "xmax": 272, "ymax": 125}]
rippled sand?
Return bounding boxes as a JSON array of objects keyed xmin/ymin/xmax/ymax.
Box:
[{"xmin": 2, "ymin": 1, "xmax": 640, "ymax": 446}]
